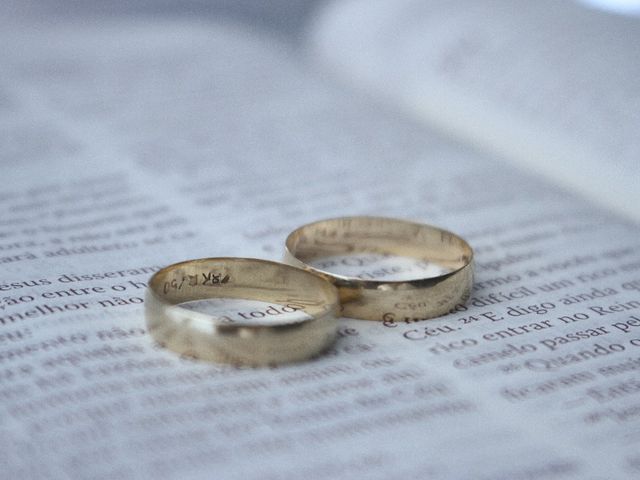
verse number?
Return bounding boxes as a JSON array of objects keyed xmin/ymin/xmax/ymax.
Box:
[{"xmin": 457, "ymin": 311, "xmax": 503, "ymax": 324}]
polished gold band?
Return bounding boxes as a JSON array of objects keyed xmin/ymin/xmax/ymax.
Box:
[
  {"xmin": 145, "ymin": 258, "xmax": 339, "ymax": 365},
  {"xmin": 284, "ymin": 216, "xmax": 474, "ymax": 321}
]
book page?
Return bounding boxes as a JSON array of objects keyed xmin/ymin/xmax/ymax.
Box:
[
  {"xmin": 309, "ymin": 0, "xmax": 640, "ymax": 221},
  {"xmin": 1, "ymin": 16, "xmax": 640, "ymax": 480}
]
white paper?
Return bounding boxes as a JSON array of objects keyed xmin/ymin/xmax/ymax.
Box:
[
  {"xmin": 1, "ymin": 17, "xmax": 640, "ymax": 480},
  {"xmin": 309, "ymin": 0, "xmax": 640, "ymax": 221}
]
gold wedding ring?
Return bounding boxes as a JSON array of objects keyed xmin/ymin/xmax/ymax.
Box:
[
  {"xmin": 284, "ymin": 216, "xmax": 473, "ymax": 321},
  {"xmin": 145, "ymin": 258, "xmax": 339, "ymax": 365}
]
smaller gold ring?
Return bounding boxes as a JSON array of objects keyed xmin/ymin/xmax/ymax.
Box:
[
  {"xmin": 145, "ymin": 258, "xmax": 339, "ymax": 365},
  {"xmin": 284, "ymin": 216, "xmax": 473, "ymax": 321}
]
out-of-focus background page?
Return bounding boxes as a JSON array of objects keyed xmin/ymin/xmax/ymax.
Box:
[{"xmin": 309, "ymin": 0, "xmax": 640, "ymax": 220}]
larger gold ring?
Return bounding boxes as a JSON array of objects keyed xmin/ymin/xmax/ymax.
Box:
[
  {"xmin": 145, "ymin": 258, "xmax": 339, "ymax": 365},
  {"xmin": 284, "ymin": 216, "xmax": 473, "ymax": 321}
]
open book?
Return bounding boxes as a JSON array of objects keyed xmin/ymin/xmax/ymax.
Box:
[{"xmin": 1, "ymin": 2, "xmax": 639, "ymax": 478}]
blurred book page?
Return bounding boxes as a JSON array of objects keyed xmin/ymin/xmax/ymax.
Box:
[
  {"xmin": 309, "ymin": 0, "xmax": 640, "ymax": 221},
  {"xmin": 1, "ymin": 17, "xmax": 640, "ymax": 480}
]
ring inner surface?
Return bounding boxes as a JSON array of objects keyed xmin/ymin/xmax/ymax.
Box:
[
  {"xmin": 149, "ymin": 258, "xmax": 335, "ymax": 324},
  {"xmin": 289, "ymin": 218, "xmax": 472, "ymax": 283}
]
